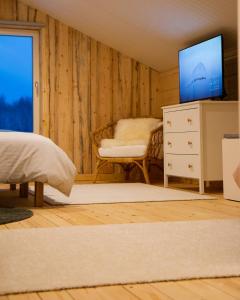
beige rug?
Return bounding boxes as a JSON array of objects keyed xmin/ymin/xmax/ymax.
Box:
[
  {"xmin": 0, "ymin": 219, "xmax": 240, "ymax": 295},
  {"xmin": 39, "ymin": 183, "xmax": 215, "ymax": 205}
]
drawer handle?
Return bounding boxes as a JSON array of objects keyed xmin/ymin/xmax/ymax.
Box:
[
  {"xmin": 166, "ymin": 120, "xmax": 171, "ymax": 125},
  {"xmin": 168, "ymin": 163, "xmax": 172, "ymax": 167},
  {"xmin": 167, "ymin": 141, "xmax": 172, "ymax": 146},
  {"xmin": 188, "ymin": 164, "xmax": 193, "ymax": 169},
  {"xmin": 187, "ymin": 141, "xmax": 193, "ymax": 146},
  {"xmin": 187, "ymin": 118, "xmax": 192, "ymax": 124}
]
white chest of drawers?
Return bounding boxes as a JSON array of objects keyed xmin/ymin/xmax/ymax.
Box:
[{"xmin": 162, "ymin": 101, "xmax": 238, "ymax": 193}]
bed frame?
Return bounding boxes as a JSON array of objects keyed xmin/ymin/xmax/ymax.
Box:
[{"xmin": 10, "ymin": 182, "xmax": 44, "ymax": 207}]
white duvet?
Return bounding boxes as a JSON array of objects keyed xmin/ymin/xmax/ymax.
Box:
[{"xmin": 0, "ymin": 132, "xmax": 76, "ymax": 196}]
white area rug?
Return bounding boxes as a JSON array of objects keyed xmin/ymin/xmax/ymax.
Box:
[
  {"xmin": 0, "ymin": 219, "xmax": 240, "ymax": 295},
  {"xmin": 41, "ymin": 183, "xmax": 215, "ymax": 205}
]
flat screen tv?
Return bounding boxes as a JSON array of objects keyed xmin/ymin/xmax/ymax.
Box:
[{"xmin": 179, "ymin": 35, "xmax": 224, "ymax": 103}]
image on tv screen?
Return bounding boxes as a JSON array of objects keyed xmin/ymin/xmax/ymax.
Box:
[{"xmin": 179, "ymin": 35, "xmax": 223, "ymax": 103}]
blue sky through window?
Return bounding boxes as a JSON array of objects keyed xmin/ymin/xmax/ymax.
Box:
[{"xmin": 0, "ymin": 34, "xmax": 33, "ymax": 132}]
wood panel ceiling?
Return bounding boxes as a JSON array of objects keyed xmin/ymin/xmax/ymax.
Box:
[{"xmin": 22, "ymin": 0, "xmax": 237, "ymax": 71}]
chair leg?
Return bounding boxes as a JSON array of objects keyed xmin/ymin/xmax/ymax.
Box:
[
  {"xmin": 93, "ymin": 160, "xmax": 107, "ymax": 183},
  {"xmin": 143, "ymin": 159, "xmax": 150, "ymax": 184},
  {"xmin": 93, "ymin": 160, "xmax": 101, "ymax": 183},
  {"xmin": 134, "ymin": 160, "xmax": 150, "ymax": 184}
]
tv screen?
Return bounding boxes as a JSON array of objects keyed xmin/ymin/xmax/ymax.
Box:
[{"xmin": 179, "ymin": 35, "xmax": 224, "ymax": 103}]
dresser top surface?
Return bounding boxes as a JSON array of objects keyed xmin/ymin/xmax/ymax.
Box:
[{"xmin": 162, "ymin": 100, "xmax": 238, "ymax": 110}]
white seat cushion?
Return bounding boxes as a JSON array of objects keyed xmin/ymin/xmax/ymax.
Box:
[
  {"xmin": 98, "ymin": 145, "xmax": 147, "ymax": 157},
  {"xmin": 101, "ymin": 138, "xmax": 148, "ymax": 148}
]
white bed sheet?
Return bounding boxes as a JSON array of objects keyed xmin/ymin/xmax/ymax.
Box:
[{"xmin": 0, "ymin": 132, "xmax": 76, "ymax": 196}]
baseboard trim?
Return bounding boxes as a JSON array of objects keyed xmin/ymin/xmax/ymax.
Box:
[{"xmin": 75, "ymin": 173, "xmax": 125, "ymax": 182}]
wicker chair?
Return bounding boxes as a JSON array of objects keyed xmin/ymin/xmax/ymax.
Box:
[{"xmin": 92, "ymin": 118, "xmax": 163, "ymax": 184}]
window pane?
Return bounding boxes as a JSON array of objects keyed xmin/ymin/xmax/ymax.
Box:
[{"xmin": 0, "ymin": 35, "xmax": 33, "ymax": 132}]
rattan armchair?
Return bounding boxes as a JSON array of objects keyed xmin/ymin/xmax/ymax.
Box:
[{"xmin": 92, "ymin": 118, "xmax": 163, "ymax": 184}]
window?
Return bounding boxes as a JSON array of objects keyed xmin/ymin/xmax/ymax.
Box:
[{"xmin": 0, "ymin": 29, "xmax": 39, "ymax": 133}]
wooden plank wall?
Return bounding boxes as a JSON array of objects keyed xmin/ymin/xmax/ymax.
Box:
[
  {"xmin": 0, "ymin": 0, "xmax": 163, "ymax": 178},
  {"xmin": 0, "ymin": 0, "xmax": 237, "ymax": 179}
]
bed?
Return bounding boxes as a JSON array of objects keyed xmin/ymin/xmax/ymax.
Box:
[{"xmin": 0, "ymin": 132, "xmax": 76, "ymax": 206}]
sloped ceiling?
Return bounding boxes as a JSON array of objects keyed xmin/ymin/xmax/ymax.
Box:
[{"xmin": 23, "ymin": 0, "xmax": 237, "ymax": 72}]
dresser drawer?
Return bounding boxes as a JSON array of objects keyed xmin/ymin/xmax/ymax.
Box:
[
  {"xmin": 165, "ymin": 154, "xmax": 200, "ymax": 178},
  {"xmin": 164, "ymin": 132, "xmax": 200, "ymax": 154},
  {"xmin": 164, "ymin": 108, "xmax": 199, "ymax": 132}
]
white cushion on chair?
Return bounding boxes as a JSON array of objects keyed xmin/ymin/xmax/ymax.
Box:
[
  {"xmin": 98, "ymin": 145, "xmax": 147, "ymax": 157},
  {"xmin": 101, "ymin": 138, "xmax": 148, "ymax": 148}
]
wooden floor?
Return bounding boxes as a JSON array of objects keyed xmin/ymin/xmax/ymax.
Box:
[{"xmin": 0, "ymin": 183, "xmax": 240, "ymax": 300}]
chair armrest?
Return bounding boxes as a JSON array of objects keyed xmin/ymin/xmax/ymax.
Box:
[
  {"xmin": 91, "ymin": 122, "xmax": 116, "ymax": 148},
  {"xmin": 147, "ymin": 123, "xmax": 163, "ymax": 159}
]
